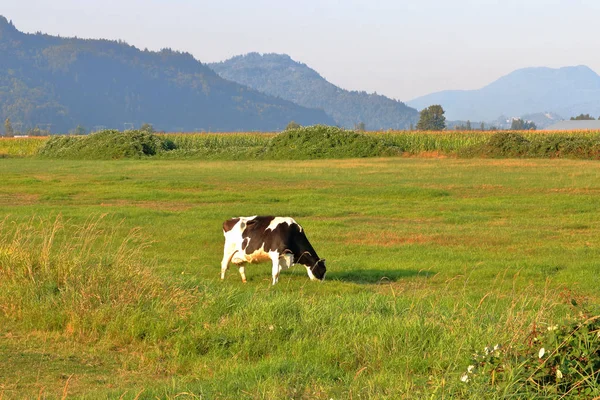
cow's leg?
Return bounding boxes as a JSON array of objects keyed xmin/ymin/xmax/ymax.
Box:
[
  {"xmin": 269, "ymin": 251, "xmax": 281, "ymax": 285},
  {"xmin": 221, "ymin": 248, "xmax": 236, "ymax": 280},
  {"xmin": 238, "ymin": 265, "xmax": 247, "ymax": 283}
]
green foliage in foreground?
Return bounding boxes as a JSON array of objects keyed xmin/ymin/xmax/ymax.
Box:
[{"xmin": 460, "ymin": 309, "xmax": 600, "ymax": 398}]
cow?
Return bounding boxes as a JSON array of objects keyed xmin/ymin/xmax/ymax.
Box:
[{"xmin": 221, "ymin": 216, "xmax": 326, "ymax": 285}]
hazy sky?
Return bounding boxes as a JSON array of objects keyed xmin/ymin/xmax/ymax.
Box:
[{"xmin": 4, "ymin": 0, "xmax": 600, "ymax": 100}]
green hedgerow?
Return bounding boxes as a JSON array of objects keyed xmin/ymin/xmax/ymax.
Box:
[
  {"xmin": 38, "ymin": 129, "xmax": 177, "ymax": 159},
  {"xmin": 265, "ymin": 125, "xmax": 399, "ymax": 159}
]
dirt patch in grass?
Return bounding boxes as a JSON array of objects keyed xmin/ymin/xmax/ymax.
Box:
[
  {"xmin": 482, "ymin": 159, "xmax": 552, "ymax": 167},
  {"xmin": 327, "ymin": 158, "xmax": 393, "ymax": 169},
  {"xmin": 344, "ymin": 231, "xmax": 508, "ymax": 248},
  {"xmin": 344, "ymin": 232, "xmax": 440, "ymax": 247},
  {"xmin": 99, "ymin": 200, "xmax": 195, "ymax": 211},
  {"xmin": 0, "ymin": 192, "xmax": 40, "ymax": 206},
  {"xmin": 548, "ymin": 187, "xmax": 600, "ymax": 194},
  {"xmin": 402, "ymin": 151, "xmax": 453, "ymax": 159}
]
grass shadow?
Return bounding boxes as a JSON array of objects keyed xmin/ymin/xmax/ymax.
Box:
[
  {"xmin": 326, "ymin": 269, "xmax": 433, "ymax": 284},
  {"xmin": 279, "ymin": 267, "xmax": 433, "ymax": 284}
]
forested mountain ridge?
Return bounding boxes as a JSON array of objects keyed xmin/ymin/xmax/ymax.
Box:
[
  {"xmin": 210, "ymin": 53, "xmax": 419, "ymax": 130},
  {"xmin": 0, "ymin": 16, "xmax": 333, "ymax": 133}
]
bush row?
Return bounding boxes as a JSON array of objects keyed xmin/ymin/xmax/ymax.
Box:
[
  {"xmin": 464, "ymin": 132, "xmax": 600, "ymax": 159},
  {"xmin": 35, "ymin": 127, "xmax": 600, "ymax": 160},
  {"xmin": 38, "ymin": 129, "xmax": 176, "ymax": 159}
]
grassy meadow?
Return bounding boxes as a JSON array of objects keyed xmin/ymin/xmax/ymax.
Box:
[{"xmin": 1, "ymin": 131, "xmax": 600, "ymax": 398}]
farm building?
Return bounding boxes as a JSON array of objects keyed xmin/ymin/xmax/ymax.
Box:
[{"xmin": 544, "ymin": 120, "xmax": 600, "ymax": 130}]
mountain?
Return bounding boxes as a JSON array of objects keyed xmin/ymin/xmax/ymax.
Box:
[
  {"xmin": 408, "ymin": 66, "xmax": 600, "ymax": 122},
  {"xmin": 0, "ymin": 17, "xmax": 333, "ymax": 133},
  {"xmin": 209, "ymin": 53, "xmax": 419, "ymax": 130}
]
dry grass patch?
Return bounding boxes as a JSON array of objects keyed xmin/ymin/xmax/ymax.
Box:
[
  {"xmin": 0, "ymin": 193, "xmax": 39, "ymax": 206},
  {"xmin": 99, "ymin": 200, "xmax": 196, "ymax": 212}
]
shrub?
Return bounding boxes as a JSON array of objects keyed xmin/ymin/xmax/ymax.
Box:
[
  {"xmin": 285, "ymin": 121, "xmax": 301, "ymax": 130},
  {"xmin": 38, "ymin": 129, "xmax": 177, "ymax": 159},
  {"xmin": 265, "ymin": 125, "xmax": 398, "ymax": 159},
  {"xmin": 484, "ymin": 132, "xmax": 530, "ymax": 157},
  {"xmin": 528, "ymin": 134, "xmax": 600, "ymax": 159}
]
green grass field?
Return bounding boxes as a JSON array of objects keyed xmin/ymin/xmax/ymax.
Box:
[{"xmin": 1, "ymin": 156, "xmax": 600, "ymax": 399}]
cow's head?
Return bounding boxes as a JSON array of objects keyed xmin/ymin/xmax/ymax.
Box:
[{"xmin": 311, "ymin": 259, "xmax": 327, "ymax": 280}]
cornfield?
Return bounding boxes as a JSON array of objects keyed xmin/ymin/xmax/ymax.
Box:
[
  {"xmin": 5, "ymin": 129, "xmax": 600, "ymax": 159},
  {"xmin": 0, "ymin": 136, "xmax": 49, "ymax": 157}
]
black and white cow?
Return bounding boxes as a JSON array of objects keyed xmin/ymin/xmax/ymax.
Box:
[{"xmin": 221, "ymin": 216, "xmax": 326, "ymax": 285}]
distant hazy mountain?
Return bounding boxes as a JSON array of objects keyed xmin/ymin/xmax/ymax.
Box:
[
  {"xmin": 210, "ymin": 53, "xmax": 419, "ymax": 130},
  {"xmin": 0, "ymin": 16, "xmax": 333, "ymax": 133},
  {"xmin": 482, "ymin": 112, "xmax": 563, "ymax": 130},
  {"xmin": 408, "ymin": 66, "xmax": 600, "ymax": 122}
]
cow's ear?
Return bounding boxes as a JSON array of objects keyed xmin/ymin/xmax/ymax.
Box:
[{"xmin": 320, "ymin": 259, "xmax": 326, "ymax": 263}]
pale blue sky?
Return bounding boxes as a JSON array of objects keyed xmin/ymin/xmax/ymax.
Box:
[{"xmin": 4, "ymin": 0, "xmax": 600, "ymax": 100}]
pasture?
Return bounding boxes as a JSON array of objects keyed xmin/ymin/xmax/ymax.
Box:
[{"xmin": 1, "ymin": 154, "xmax": 600, "ymax": 398}]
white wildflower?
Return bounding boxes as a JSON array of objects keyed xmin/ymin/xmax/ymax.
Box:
[
  {"xmin": 460, "ymin": 373, "xmax": 470, "ymax": 383},
  {"xmin": 493, "ymin": 344, "xmax": 501, "ymax": 351},
  {"xmin": 538, "ymin": 347, "xmax": 545, "ymax": 358},
  {"xmin": 484, "ymin": 346, "xmax": 490, "ymax": 355},
  {"xmin": 268, "ymin": 325, "xmax": 274, "ymax": 331},
  {"xmin": 556, "ymin": 369, "xmax": 563, "ymax": 379},
  {"xmin": 467, "ymin": 365, "xmax": 475, "ymax": 373},
  {"xmin": 547, "ymin": 325, "xmax": 558, "ymax": 331}
]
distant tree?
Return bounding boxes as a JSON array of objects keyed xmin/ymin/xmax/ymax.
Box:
[
  {"xmin": 510, "ymin": 118, "xmax": 536, "ymax": 130},
  {"xmin": 285, "ymin": 120, "xmax": 301, "ymax": 130},
  {"xmin": 409, "ymin": 123, "xmax": 414, "ymax": 131},
  {"xmin": 26, "ymin": 127, "xmax": 49, "ymax": 136},
  {"xmin": 4, "ymin": 118, "xmax": 14, "ymax": 137},
  {"xmin": 416, "ymin": 105, "xmax": 446, "ymax": 131},
  {"xmin": 480, "ymin": 122, "xmax": 485, "ymax": 131},
  {"xmin": 70, "ymin": 125, "xmax": 87, "ymax": 135},
  {"xmin": 465, "ymin": 120, "xmax": 472, "ymax": 131},
  {"xmin": 570, "ymin": 113, "xmax": 595, "ymax": 120},
  {"xmin": 140, "ymin": 123, "xmax": 155, "ymax": 133},
  {"xmin": 354, "ymin": 122, "xmax": 366, "ymax": 132}
]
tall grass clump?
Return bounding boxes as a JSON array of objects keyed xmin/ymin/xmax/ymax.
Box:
[
  {"xmin": 156, "ymin": 132, "xmax": 272, "ymax": 159},
  {"xmin": 378, "ymin": 131, "xmax": 491, "ymax": 155},
  {"xmin": 265, "ymin": 125, "xmax": 397, "ymax": 159},
  {"xmin": 38, "ymin": 129, "xmax": 177, "ymax": 159},
  {"xmin": 0, "ymin": 215, "xmax": 195, "ymax": 347}
]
